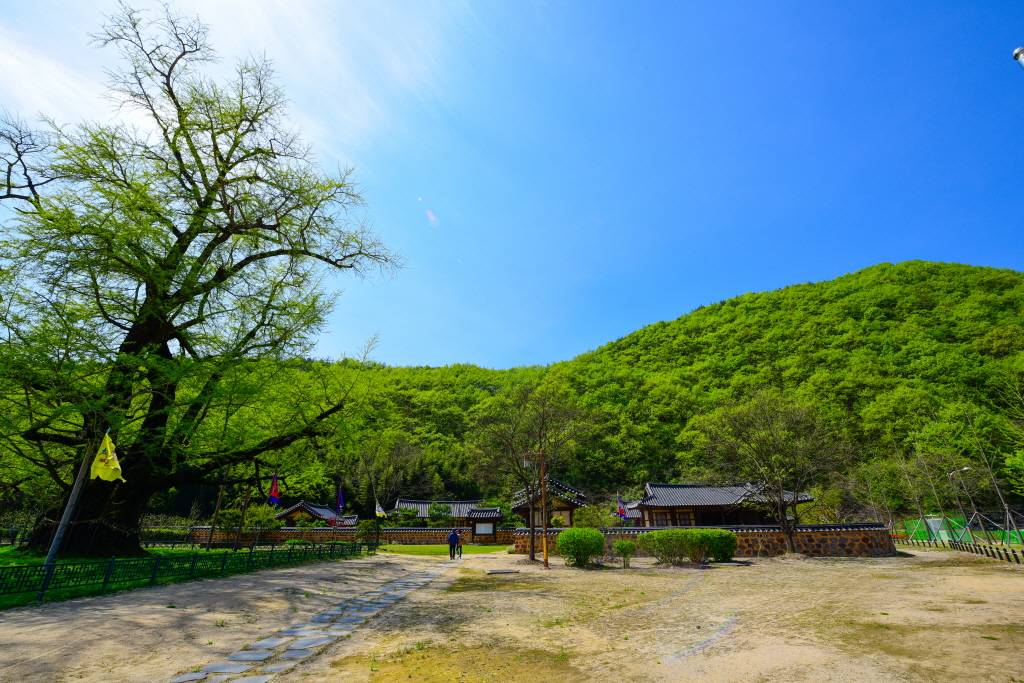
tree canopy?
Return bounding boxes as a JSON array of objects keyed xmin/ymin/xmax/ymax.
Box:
[{"xmin": 0, "ymin": 5, "xmax": 399, "ymax": 554}]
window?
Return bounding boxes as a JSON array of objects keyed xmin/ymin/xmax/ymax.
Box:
[
  {"xmin": 653, "ymin": 511, "xmax": 669, "ymax": 527},
  {"xmin": 475, "ymin": 523, "xmax": 494, "ymax": 535}
]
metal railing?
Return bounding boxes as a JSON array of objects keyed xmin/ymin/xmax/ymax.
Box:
[
  {"xmin": 0, "ymin": 541, "xmax": 374, "ymax": 601},
  {"xmin": 894, "ymin": 537, "xmax": 1022, "ymax": 564}
]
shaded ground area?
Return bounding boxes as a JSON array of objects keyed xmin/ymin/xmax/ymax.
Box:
[
  {"xmin": 1, "ymin": 547, "xmax": 1021, "ymax": 682},
  {"xmin": 0, "ymin": 553, "xmax": 438, "ymax": 682},
  {"xmin": 287, "ymin": 549, "xmax": 1023, "ymax": 683}
]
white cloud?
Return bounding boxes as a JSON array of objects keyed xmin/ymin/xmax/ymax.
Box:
[
  {"xmin": 0, "ymin": 24, "xmax": 108, "ymax": 124},
  {"xmin": 1, "ymin": 1, "xmax": 474, "ymax": 158}
]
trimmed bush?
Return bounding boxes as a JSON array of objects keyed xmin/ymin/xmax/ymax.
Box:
[
  {"xmin": 705, "ymin": 529, "xmax": 738, "ymax": 562},
  {"xmin": 556, "ymin": 527, "xmax": 606, "ymax": 567},
  {"xmin": 612, "ymin": 540, "xmax": 636, "ymax": 568},
  {"xmin": 285, "ymin": 539, "xmax": 312, "ymax": 545},
  {"xmin": 637, "ymin": 529, "xmax": 690, "ymax": 564},
  {"xmin": 637, "ymin": 528, "xmax": 738, "ymax": 564}
]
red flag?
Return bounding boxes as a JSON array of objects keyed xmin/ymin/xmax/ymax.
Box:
[{"xmin": 269, "ymin": 474, "xmax": 280, "ymax": 507}]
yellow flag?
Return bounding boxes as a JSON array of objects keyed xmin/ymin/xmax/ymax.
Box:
[
  {"xmin": 375, "ymin": 503, "xmax": 386, "ymax": 518},
  {"xmin": 90, "ymin": 432, "xmax": 125, "ymax": 482}
]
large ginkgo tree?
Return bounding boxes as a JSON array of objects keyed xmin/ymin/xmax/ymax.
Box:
[{"xmin": 0, "ymin": 4, "xmax": 400, "ymax": 555}]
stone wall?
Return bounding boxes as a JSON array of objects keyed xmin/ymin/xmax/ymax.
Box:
[
  {"xmin": 187, "ymin": 526, "xmax": 516, "ymax": 546},
  {"xmin": 512, "ymin": 525, "xmax": 896, "ymax": 558}
]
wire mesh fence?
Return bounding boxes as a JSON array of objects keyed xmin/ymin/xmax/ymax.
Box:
[
  {"xmin": 893, "ymin": 537, "xmax": 1022, "ymax": 564},
  {"xmin": 0, "ymin": 541, "xmax": 374, "ymax": 601}
]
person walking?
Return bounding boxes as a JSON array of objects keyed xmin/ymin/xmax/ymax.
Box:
[
  {"xmin": 456, "ymin": 535, "xmax": 463, "ymax": 559},
  {"xmin": 448, "ymin": 529, "xmax": 460, "ymax": 559}
]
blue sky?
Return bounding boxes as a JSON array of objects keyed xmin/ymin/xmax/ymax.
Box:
[{"xmin": 4, "ymin": 2, "xmax": 1024, "ymax": 368}]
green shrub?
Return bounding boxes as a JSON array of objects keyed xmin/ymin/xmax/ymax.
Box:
[
  {"xmin": 354, "ymin": 519, "xmax": 380, "ymax": 545},
  {"xmin": 549, "ymin": 517, "xmax": 565, "ymax": 528},
  {"xmin": 285, "ymin": 539, "xmax": 312, "ymax": 546},
  {"xmin": 637, "ymin": 529, "xmax": 690, "ymax": 564},
  {"xmin": 506, "ymin": 545, "xmax": 517, "ymax": 554},
  {"xmin": 704, "ymin": 529, "xmax": 738, "ymax": 562},
  {"xmin": 637, "ymin": 529, "xmax": 738, "ymax": 564},
  {"xmin": 556, "ymin": 527, "xmax": 605, "ymax": 567},
  {"xmin": 612, "ymin": 540, "xmax": 636, "ymax": 568}
]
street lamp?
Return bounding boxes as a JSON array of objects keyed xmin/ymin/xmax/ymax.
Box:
[
  {"xmin": 947, "ymin": 467, "xmax": 973, "ymax": 544},
  {"xmin": 1015, "ymin": 47, "xmax": 1024, "ymax": 70}
]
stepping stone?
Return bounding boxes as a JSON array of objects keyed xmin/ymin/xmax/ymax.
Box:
[
  {"xmin": 263, "ymin": 662, "xmax": 297, "ymax": 673},
  {"xmin": 289, "ymin": 622, "xmax": 324, "ymax": 629},
  {"xmin": 280, "ymin": 650, "xmax": 314, "ymax": 659},
  {"xmin": 207, "ymin": 678, "xmax": 231, "ymax": 683},
  {"xmin": 289, "ymin": 636, "xmax": 337, "ymax": 649},
  {"xmin": 170, "ymin": 674, "xmax": 207, "ymax": 682},
  {"xmin": 322, "ymin": 609, "xmax": 346, "ymax": 615},
  {"xmin": 227, "ymin": 651, "xmax": 272, "ymax": 661},
  {"xmin": 232, "ymin": 677, "xmax": 272, "ymax": 683},
  {"xmin": 487, "ymin": 569, "xmax": 520, "ymax": 574},
  {"xmin": 250, "ymin": 637, "xmax": 291, "ymax": 649},
  {"xmin": 334, "ymin": 617, "xmax": 364, "ymax": 623},
  {"xmin": 278, "ymin": 629, "xmax": 323, "ymax": 636},
  {"xmin": 327, "ymin": 624, "xmax": 357, "ymax": 631},
  {"xmin": 200, "ymin": 663, "xmax": 254, "ymax": 674},
  {"xmin": 348, "ymin": 611, "xmax": 377, "ymax": 617},
  {"xmin": 309, "ymin": 615, "xmax": 333, "ymax": 622}
]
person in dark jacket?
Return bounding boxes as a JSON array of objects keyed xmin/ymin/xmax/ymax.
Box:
[{"xmin": 447, "ymin": 530, "xmax": 460, "ymax": 559}]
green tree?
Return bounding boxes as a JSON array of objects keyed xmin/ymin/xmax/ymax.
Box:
[
  {"xmin": 470, "ymin": 380, "xmax": 594, "ymax": 561},
  {"xmin": 426, "ymin": 502, "xmax": 455, "ymax": 528},
  {"xmin": 693, "ymin": 390, "xmax": 850, "ymax": 552},
  {"xmin": 0, "ymin": 5, "xmax": 399, "ymax": 556}
]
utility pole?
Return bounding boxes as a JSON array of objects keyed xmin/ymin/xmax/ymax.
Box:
[
  {"xmin": 541, "ymin": 453, "xmax": 549, "ymax": 569},
  {"xmin": 37, "ymin": 448, "xmax": 94, "ymax": 601}
]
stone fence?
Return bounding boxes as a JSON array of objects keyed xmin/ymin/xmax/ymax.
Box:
[
  {"xmin": 512, "ymin": 524, "xmax": 896, "ymax": 558},
  {"xmin": 186, "ymin": 526, "xmax": 517, "ymax": 546}
]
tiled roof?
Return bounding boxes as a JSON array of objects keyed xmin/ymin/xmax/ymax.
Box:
[
  {"xmin": 466, "ymin": 507, "xmax": 502, "ymax": 520},
  {"xmin": 623, "ymin": 501, "xmax": 643, "ymax": 519},
  {"xmin": 512, "ymin": 476, "xmax": 587, "ymax": 509},
  {"xmin": 636, "ymin": 483, "xmax": 812, "ymax": 508},
  {"xmin": 391, "ymin": 499, "xmax": 484, "ymax": 519},
  {"xmin": 275, "ymin": 500, "xmax": 342, "ymax": 521}
]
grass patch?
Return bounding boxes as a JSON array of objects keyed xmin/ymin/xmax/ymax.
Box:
[
  {"xmin": 0, "ymin": 544, "xmax": 222, "ymax": 568},
  {"xmin": 378, "ymin": 544, "xmax": 504, "ymax": 557},
  {"xmin": 330, "ymin": 642, "xmax": 584, "ymax": 683},
  {"xmin": 447, "ymin": 574, "xmax": 548, "ymax": 593}
]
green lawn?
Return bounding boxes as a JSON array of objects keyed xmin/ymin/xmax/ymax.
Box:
[
  {"xmin": 0, "ymin": 543, "xmax": 221, "ymax": 568},
  {"xmin": 378, "ymin": 544, "xmax": 508, "ymax": 556}
]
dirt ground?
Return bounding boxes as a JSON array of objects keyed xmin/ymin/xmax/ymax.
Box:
[
  {"xmin": 0, "ymin": 548, "xmax": 1021, "ymax": 683},
  {"xmin": 0, "ymin": 553, "xmax": 440, "ymax": 682}
]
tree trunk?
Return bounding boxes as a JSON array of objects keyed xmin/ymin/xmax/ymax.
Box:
[{"xmin": 25, "ymin": 476, "xmax": 154, "ymax": 557}]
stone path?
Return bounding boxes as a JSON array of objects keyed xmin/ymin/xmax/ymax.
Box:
[{"xmin": 168, "ymin": 557, "xmax": 462, "ymax": 683}]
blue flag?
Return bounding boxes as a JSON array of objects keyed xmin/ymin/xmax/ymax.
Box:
[{"xmin": 336, "ymin": 486, "xmax": 344, "ymax": 516}]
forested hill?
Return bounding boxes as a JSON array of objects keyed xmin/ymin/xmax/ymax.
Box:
[
  {"xmin": 151, "ymin": 260, "xmax": 1024, "ymax": 520},
  {"xmin": 552, "ymin": 260, "xmax": 1024, "ymax": 496}
]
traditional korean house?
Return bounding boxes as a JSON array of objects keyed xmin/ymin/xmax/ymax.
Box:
[
  {"xmin": 512, "ymin": 476, "xmax": 587, "ymax": 527},
  {"xmin": 390, "ymin": 499, "xmax": 484, "ymax": 527},
  {"xmin": 275, "ymin": 500, "xmax": 358, "ymax": 527},
  {"xmin": 633, "ymin": 483, "xmax": 812, "ymax": 527},
  {"xmin": 466, "ymin": 507, "xmax": 503, "ymax": 541}
]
